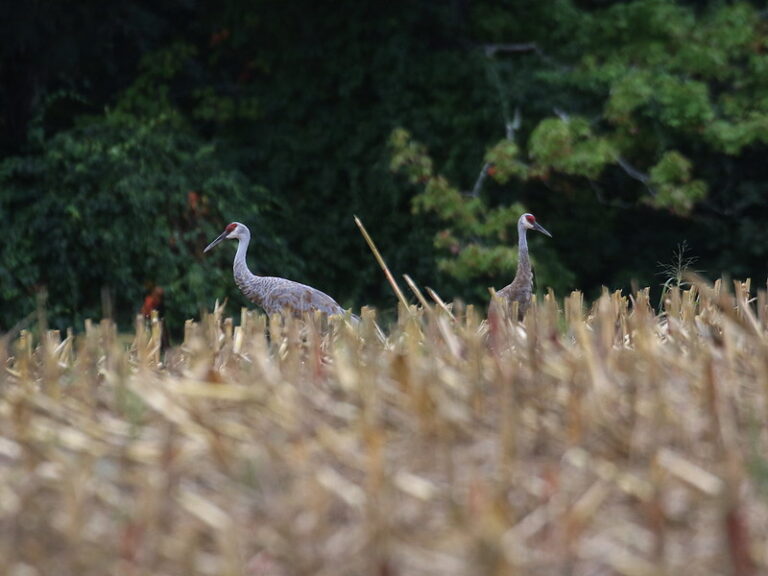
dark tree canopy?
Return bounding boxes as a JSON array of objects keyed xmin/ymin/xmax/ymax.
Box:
[{"xmin": 1, "ymin": 0, "xmax": 767, "ymax": 331}]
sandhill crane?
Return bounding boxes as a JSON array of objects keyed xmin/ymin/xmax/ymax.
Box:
[
  {"xmin": 494, "ymin": 213, "xmax": 552, "ymax": 319},
  {"xmin": 204, "ymin": 222, "xmax": 353, "ymax": 318}
]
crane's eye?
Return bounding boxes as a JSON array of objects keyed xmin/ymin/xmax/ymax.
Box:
[
  {"xmin": 225, "ymin": 223, "xmax": 237, "ymax": 233},
  {"xmin": 525, "ymin": 214, "xmax": 536, "ymax": 224}
]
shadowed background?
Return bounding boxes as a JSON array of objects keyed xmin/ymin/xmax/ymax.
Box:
[{"xmin": 1, "ymin": 0, "xmax": 766, "ymax": 332}]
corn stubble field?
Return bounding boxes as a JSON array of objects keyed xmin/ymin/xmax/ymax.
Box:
[{"xmin": 1, "ymin": 280, "xmax": 768, "ymax": 576}]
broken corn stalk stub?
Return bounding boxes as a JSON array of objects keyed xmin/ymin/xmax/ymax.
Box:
[{"xmin": 0, "ymin": 279, "xmax": 765, "ymax": 574}]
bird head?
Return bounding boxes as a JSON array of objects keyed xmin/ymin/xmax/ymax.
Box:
[
  {"xmin": 204, "ymin": 222, "xmax": 248, "ymax": 253},
  {"xmin": 521, "ymin": 213, "xmax": 552, "ymax": 237}
]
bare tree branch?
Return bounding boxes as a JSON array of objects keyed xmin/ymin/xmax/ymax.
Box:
[
  {"xmin": 482, "ymin": 42, "xmax": 569, "ymax": 71},
  {"xmin": 483, "ymin": 43, "xmax": 539, "ymax": 57},
  {"xmin": 469, "ymin": 107, "xmax": 523, "ymax": 198},
  {"xmin": 506, "ymin": 107, "xmax": 521, "ymax": 140},
  {"xmin": 470, "ymin": 163, "xmax": 491, "ymax": 198},
  {"xmin": 614, "ymin": 155, "xmax": 658, "ymax": 197},
  {"xmin": 553, "ymin": 107, "xmax": 570, "ymax": 122},
  {"xmin": 551, "ymin": 105, "xmax": 658, "ymax": 198}
]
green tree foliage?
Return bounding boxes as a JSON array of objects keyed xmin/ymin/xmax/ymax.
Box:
[
  {"xmin": 476, "ymin": 0, "xmax": 768, "ymax": 217},
  {"xmin": 3, "ymin": 0, "xmax": 768, "ymax": 327},
  {"xmin": 0, "ymin": 109, "xmax": 293, "ymax": 331},
  {"xmin": 389, "ymin": 0, "xmax": 768, "ymax": 300},
  {"xmin": 389, "ymin": 128, "xmax": 575, "ymax": 299}
]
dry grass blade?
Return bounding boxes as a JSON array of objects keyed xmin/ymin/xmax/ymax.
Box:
[
  {"xmin": 425, "ymin": 286, "xmax": 455, "ymax": 320},
  {"xmin": 656, "ymin": 448, "xmax": 723, "ymax": 496},
  {"xmin": 354, "ymin": 215, "xmax": 410, "ymax": 311},
  {"xmin": 403, "ymin": 274, "xmax": 433, "ymax": 313}
]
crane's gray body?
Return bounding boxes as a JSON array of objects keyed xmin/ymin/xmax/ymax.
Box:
[
  {"xmin": 495, "ymin": 214, "xmax": 551, "ymax": 319},
  {"xmin": 207, "ymin": 222, "xmax": 348, "ymax": 317}
]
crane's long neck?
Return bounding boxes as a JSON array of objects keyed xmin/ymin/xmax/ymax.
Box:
[
  {"xmin": 516, "ymin": 220, "xmax": 532, "ymax": 283},
  {"xmin": 233, "ymin": 233, "xmax": 252, "ymax": 279},
  {"xmin": 232, "ymin": 232, "xmax": 267, "ymax": 305}
]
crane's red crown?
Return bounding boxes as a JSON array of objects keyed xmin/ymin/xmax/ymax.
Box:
[
  {"xmin": 225, "ymin": 222, "xmax": 238, "ymax": 233},
  {"xmin": 525, "ymin": 214, "xmax": 536, "ymax": 224}
]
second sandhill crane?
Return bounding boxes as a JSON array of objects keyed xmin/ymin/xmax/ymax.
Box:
[
  {"xmin": 494, "ymin": 213, "xmax": 552, "ymax": 319},
  {"xmin": 204, "ymin": 222, "xmax": 353, "ymax": 318}
]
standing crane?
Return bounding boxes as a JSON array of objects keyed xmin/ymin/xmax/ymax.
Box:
[
  {"xmin": 494, "ymin": 213, "xmax": 552, "ymax": 319},
  {"xmin": 204, "ymin": 222, "xmax": 353, "ymax": 318}
]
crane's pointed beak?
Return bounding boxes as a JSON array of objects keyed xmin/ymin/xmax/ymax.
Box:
[
  {"xmin": 533, "ymin": 222, "xmax": 552, "ymax": 238},
  {"xmin": 204, "ymin": 230, "xmax": 229, "ymax": 253}
]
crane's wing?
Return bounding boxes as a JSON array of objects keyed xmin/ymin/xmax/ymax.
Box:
[{"xmin": 265, "ymin": 279, "xmax": 346, "ymax": 316}]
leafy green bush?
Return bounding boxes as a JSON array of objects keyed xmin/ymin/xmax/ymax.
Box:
[
  {"xmin": 5, "ymin": 0, "xmax": 768, "ymax": 323},
  {"xmin": 648, "ymin": 152, "xmax": 707, "ymax": 213},
  {"xmin": 0, "ymin": 111, "xmax": 294, "ymax": 333},
  {"xmin": 389, "ymin": 129, "xmax": 575, "ymax": 300}
]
